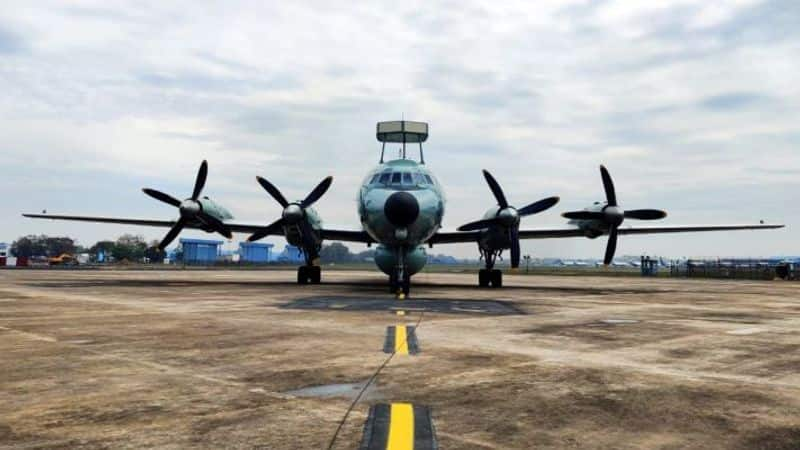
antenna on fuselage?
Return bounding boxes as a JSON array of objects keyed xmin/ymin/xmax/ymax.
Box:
[{"xmin": 376, "ymin": 120, "xmax": 428, "ymax": 164}]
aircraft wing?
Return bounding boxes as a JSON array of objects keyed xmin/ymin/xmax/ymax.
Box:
[
  {"xmin": 521, "ymin": 224, "xmax": 786, "ymax": 238},
  {"xmin": 23, "ymin": 213, "xmax": 183, "ymax": 229},
  {"xmin": 321, "ymin": 229, "xmax": 373, "ymax": 243},
  {"xmin": 22, "ymin": 213, "xmax": 271, "ymax": 234},
  {"xmin": 429, "ymin": 223, "xmax": 784, "ymax": 244},
  {"xmin": 428, "ymin": 231, "xmax": 481, "ymax": 244},
  {"xmin": 613, "ymin": 224, "xmax": 784, "ymax": 235},
  {"xmin": 22, "ymin": 213, "xmax": 373, "ymax": 243}
]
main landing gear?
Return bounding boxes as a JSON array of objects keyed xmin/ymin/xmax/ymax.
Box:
[
  {"xmin": 478, "ymin": 247, "xmax": 503, "ymax": 288},
  {"xmin": 478, "ymin": 269, "xmax": 503, "ymax": 288},
  {"xmin": 297, "ymin": 265, "xmax": 321, "ymax": 284}
]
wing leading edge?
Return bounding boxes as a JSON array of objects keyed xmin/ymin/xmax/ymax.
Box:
[
  {"xmin": 21, "ymin": 213, "xmax": 372, "ymax": 243},
  {"xmin": 430, "ymin": 223, "xmax": 784, "ymax": 244}
]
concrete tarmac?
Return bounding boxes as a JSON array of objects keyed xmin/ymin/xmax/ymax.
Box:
[{"xmin": 1, "ymin": 269, "xmax": 799, "ymax": 449}]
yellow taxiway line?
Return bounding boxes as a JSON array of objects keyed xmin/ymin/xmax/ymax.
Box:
[
  {"xmin": 386, "ymin": 403, "xmax": 414, "ymax": 450},
  {"xmin": 394, "ymin": 325, "xmax": 409, "ymax": 355}
]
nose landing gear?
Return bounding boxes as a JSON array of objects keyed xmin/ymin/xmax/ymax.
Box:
[
  {"xmin": 389, "ymin": 247, "xmax": 411, "ymax": 297},
  {"xmin": 389, "ymin": 271, "xmax": 411, "ymax": 296}
]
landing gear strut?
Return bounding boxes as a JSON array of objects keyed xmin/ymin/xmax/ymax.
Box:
[
  {"xmin": 389, "ymin": 248, "xmax": 411, "ymax": 297},
  {"xmin": 478, "ymin": 248, "xmax": 503, "ymax": 288}
]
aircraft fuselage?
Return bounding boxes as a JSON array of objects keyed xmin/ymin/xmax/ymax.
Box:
[{"xmin": 358, "ymin": 159, "xmax": 445, "ymax": 276}]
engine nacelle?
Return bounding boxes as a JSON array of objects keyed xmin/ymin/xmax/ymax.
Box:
[{"xmin": 374, "ymin": 244, "xmax": 427, "ymax": 276}]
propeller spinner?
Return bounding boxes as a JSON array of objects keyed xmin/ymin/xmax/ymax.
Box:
[
  {"xmin": 142, "ymin": 160, "xmax": 232, "ymax": 250},
  {"xmin": 458, "ymin": 170, "xmax": 560, "ymax": 268},
  {"xmin": 247, "ymin": 176, "xmax": 333, "ymax": 249},
  {"xmin": 562, "ymin": 165, "xmax": 667, "ymax": 265}
]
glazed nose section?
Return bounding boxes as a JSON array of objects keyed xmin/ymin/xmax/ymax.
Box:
[{"xmin": 384, "ymin": 192, "xmax": 419, "ymax": 227}]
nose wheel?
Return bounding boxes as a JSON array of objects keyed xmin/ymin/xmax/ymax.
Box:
[
  {"xmin": 389, "ymin": 271, "xmax": 411, "ymax": 297},
  {"xmin": 297, "ymin": 265, "xmax": 321, "ymax": 284},
  {"xmin": 478, "ymin": 269, "xmax": 503, "ymax": 288}
]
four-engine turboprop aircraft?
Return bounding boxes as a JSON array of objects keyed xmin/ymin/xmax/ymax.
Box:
[{"xmin": 24, "ymin": 120, "xmax": 784, "ymax": 296}]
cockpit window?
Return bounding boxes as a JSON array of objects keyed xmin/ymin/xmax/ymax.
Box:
[
  {"xmin": 379, "ymin": 173, "xmax": 391, "ymax": 184},
  {"xmin": 370, "ymin": 174, "xmax": 380, "ymax": 184},
  {"xmin": 391, "ymin": 172, "xmax": 402, "ymax": 184},
  {"xmin": 424, "ymin": 174, "xmax": 434, "ymax": 185},
  {"xmin": 402, "ymin": 173, "xmax": 413, "ymax": 184}
]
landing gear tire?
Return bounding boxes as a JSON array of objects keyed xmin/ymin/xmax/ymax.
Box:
[
  {"xmin": 490, "ymin": 269, "xmax": 503, "ymax": 288},
  {"xmin": 297, "ymin": 266, "xmax": 309, "ymax": 285},
  {"xmin": 308, "ymin": 266, "xmax": 321, "ymax": 284},
  {"xmin": 478, "ymin": 269, "xmax": 490, "ymax": 288}
]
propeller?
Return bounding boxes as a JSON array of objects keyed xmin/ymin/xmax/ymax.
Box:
[
  {"xmin": 562, "ymin": 165, "xmax": 667, "ymax": 265},
  {"xmin": 142, "ymin": 160, "xmax": 232, "ymax": 250},
  {"xmin": 247, "ymin": 176, "xmax": 333, "ymax": 250},
  {"xmin": 458, "ymin": 170, "xmax": 560, "ymax": 268}
]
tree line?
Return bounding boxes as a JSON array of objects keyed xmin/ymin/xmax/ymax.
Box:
[{"xmin": 10, "ymin": 234, "xmax": 164, "ymax": 262}]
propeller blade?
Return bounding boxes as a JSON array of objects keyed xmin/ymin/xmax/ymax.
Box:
[
  {"xmin": 199, "ymin": 212, "xmax": 232, "ymax": 239},
  {"xmin": 518, "ymin": 196, "xmax": 560, "ymax": 217},
  {"xmin": 510, "ymin": 227, "xmax": 520, "ymax": 268},
  {"xmin": 482, "ymin": 170, "xmax": 508, "ymax": 209},
  {"xmin": 191, "ymin": 160, "xmax": 208, "ymax": 200},
  {"xmin": 142, "ymin": 188, "xmax": 181, "ymax": 207},
  {"xmin": 247, "ymin": 218, "xmax": 285, "ymax": 242},
  {"xmin": 299, "ymin": 219, "xmax": 317, "ymax": 253},
  {"xmin": 604, "ymin": 226, "xmax": 619, "ymax": 265},
  {"xmin": 256, "ymin": 176, "xmax": 289, "ymax": 208},
  {"xmin": 159, "ymin": 218, "xmax": 187, "ymax": 250},
  {"xmin": 624, "ymin": 209, "xmax": 667, "ymax": 220},
  {"xmin": 301, "ymin": 176, "xmax": 333, "ymax": 208},
  {"xmin": 599, "ymin": 165, "xmax": 617, "ymax": 206},
  {"xmin": 458, "ymin": 218, "xmax": 499, "ymax": 232},
  {"xmin": 562, "ymin": 211, "xmax": 605, "ymax": 220}
]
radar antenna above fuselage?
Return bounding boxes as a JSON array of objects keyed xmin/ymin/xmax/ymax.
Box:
[{"xmin": 376, "ymin": 121, "xmax": 428, "ymax": 164}]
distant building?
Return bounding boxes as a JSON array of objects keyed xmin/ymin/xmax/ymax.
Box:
[
  {"xmin": 427, "ymin": 254, "xmax": 458, "ymax": 264},
  {"xmin": 179, "ymin": 238, "xmax": 222, "ymax": 265},
  {"xmin": 0, "ymin": 243, "xmax": 7, "ymax": 266},
  {"xmin": 277, "ymin": 245, "xmax": 305, "ymax": 263},
  {"xmin": 239, "ymin": 242, "xmax": 274, "ymax": 263}
]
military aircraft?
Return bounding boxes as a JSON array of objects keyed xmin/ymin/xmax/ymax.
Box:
[{"xmin": 24, "ymin": 120, "xmax": 784, "ymax": 295}]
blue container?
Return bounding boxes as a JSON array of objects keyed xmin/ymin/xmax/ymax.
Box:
[
  {"xmin": 180, "ymin": 238, "xmax": 222, "ymax": 265},
  {"xmin": 239, "ymin": 242, "xmax": 274, "ymax": 263}
]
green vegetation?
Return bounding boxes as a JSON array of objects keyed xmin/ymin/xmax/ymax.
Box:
[{"xmin": 10, "ymin": 235, "xmax": 77, "ymax": 257}]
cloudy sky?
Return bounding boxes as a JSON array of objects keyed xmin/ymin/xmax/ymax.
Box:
[{"xmin": 1, "ymin": 0, "xmax": 797, "ymax": 258}]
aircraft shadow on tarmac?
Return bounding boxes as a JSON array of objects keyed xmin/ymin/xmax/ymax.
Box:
[
  {"xmin": 281, "ymin": 296, "xmax": 524, "ymax": 315},
  {"xmin": 22, "ymin": 277, "xmax": 679, "ymax": 297}
]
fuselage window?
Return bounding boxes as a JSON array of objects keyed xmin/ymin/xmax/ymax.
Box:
[
  {"xmin": 379, "ymin": 173, "xmax": 391, "ymax": 184},
  {"xmin": 402, "ymin": 173, "xmax": 413, "ymax": 184},
  {"xmin": 391, "ymin": 172, "xmax": 402, "ymax": 184}
]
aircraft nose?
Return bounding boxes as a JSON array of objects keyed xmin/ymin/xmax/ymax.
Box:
[{"xmin": 384, "ymin": 191, "xmax": 419, "ymax": 227}]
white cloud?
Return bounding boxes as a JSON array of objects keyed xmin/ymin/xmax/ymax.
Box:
[{"xmin": 0, "ymin": 0, "xmax": 797, "ymax": 258}]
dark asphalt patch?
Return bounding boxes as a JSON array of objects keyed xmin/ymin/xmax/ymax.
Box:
[
  {"xmin": 282, "ymin": 296, "xmax": 523, "ymax": 315},
  {"xmin": 359, "ymin": 403, "xmax": 438, "ymax": 450},
  {"xmin": 383, "ymin": 326, "xmax": 420, "ymax": 355}
]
